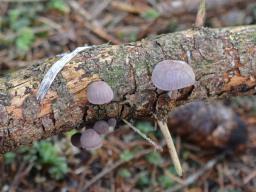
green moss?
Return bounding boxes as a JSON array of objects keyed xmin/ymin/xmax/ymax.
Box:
[
  {"xmin": 103, "ymin": 65, "xmax": 125, "ymax": 87},
  {"xmin": 101, "ymin": 46, "xmax": 127, "ymax": 87}
]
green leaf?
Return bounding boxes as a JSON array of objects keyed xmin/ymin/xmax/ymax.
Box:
[
  {"xmin": 118, "ymin": 168, "xmax": 131, "ymax": 178},
  {"xmin": 48, "ymin": 157, "xmax": 69, "ymax": 180},
  {"xmin": 136, "ymin": 121, "xmax": 154, "ymax": 134},
  {"xmin": 48, "ymin": 0, "xmax": 70, "ymax": 13},
  {"xmin": 16, "ymin": 140, "xmax": 69, "ymax": 180},
  {"xmin": 15, "ymin": 27, "xmax": 35, "ymax": 54},
  {"xmin": 158, "ymin": 175, "xmax": 174, "ymax": 189},
  {"xmin": 168, "ymin": 166, "xmax": 176, "ymax": 175},
  {"xmin": 146, "ymin": 151, "xmax": 163, "ymax": 166},
  {"xmin": 120, "ymin": 150, "xmax": 134, "ymax": 161},
  {"xmin": 8, "ymin": 9, "xmax": 30, "ymax": 31},
  {"xmin": 141, "ymin": 9, "xmax": 160, "ymax": 20},
  {"xmin": 3, "ymin": 152, "xmax": 16, "ymax": 164},
  {"xmin": 9, "ymin": 9, "xmax": 21, "ymax": 27},
  {"xmin": 136, "ymin": 171, "xmax": 150, "ymax": 188}
]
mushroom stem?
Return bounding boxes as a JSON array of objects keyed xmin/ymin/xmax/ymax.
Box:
[
  {"xmin": 122, "ymin": 119, "xmax": 163, "ymax": 152},
  {"xmin": 167, "ymin": 91, "xmax": 173, "ymax": 98},
  {"xmin": 157, "ymin": 120, "xmax": 183, "ymax": 176}
]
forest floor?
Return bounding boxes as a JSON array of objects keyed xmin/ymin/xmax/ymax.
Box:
[{"xmin": 1, "ymin": 0, "xmax": 256, "ymax": 191}]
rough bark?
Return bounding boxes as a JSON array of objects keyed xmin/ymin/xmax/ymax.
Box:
[{"xmin": 0, "ymin": 25, "xmax": 256, "ymax": 154}]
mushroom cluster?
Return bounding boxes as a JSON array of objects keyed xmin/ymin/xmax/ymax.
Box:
[
  {"xmin": 151, "ymin": 60, "xmax": 195, "ymax": 97},
  {"xmin": 70, "ymin": 79, "xmax": 116, "ymax": 150},
  {"xmin": 70, "ymin": 118, "xmax": 117, "ymax": 151}
]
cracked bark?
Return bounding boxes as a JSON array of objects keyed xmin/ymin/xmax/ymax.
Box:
[{"xmin": 0, "ymin": 26, "xmax": 256, "ymax": 154}]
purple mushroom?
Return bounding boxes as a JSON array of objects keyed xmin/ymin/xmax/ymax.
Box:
[
  {"xmin": 108, "ymin": 118, "xmax": 117, "ymax": 129},
  {"xmin": 93, "ymin": 120, "xmax": 110, "ymax": 135},
  {"xmin": 87, "ymin": 80, "xmax": 114, "ymax": 105},
  {"xmin": 71, "ymin": 132, "xmax": 82, "ymax": 148},
  {"xmin": 151, "ymin": 60, "xmax": 195, "ymax": 97},
  {"xmin": 80, "ymin": 129, "xmax": 102, "ymax": 150}
]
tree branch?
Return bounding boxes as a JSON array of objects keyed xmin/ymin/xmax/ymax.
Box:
[{"xmin": 0, "ymin": 25, "xmax": 256, "ymax": 154}]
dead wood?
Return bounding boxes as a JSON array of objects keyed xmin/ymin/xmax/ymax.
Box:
[{"xmin": 0, "ymin": 25, "xmax": 256, "ymax": 154}]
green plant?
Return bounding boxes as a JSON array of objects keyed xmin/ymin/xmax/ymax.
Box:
[
  {"xmin": 118, "ymin": 168, "xmax": 132, "ymax": 178},
  {"xmin": 136, "ymin": 171, "xmax": 150, "ymax": 188},
  {"xmin": 2, "ymin": 5, "xmax": 44, "ymax": 55},
  {"xmin": 158, "ymin": 175, "xmax": 174, "ymax": 189},
  {"xmin": 48, "ymin": 0, "xmax": 70, "ymax": 13},
  {"xmin": 15, "ymin": 27, "xmax": 35, "ymax": 55},
  {"xmin": 19, "ymin": 140, "xmax": 69, "ymax": 180},
  {"xmin": 120, "ymin": 150, "xmax": 134, "ymax": 161},
  {"xmin": 141, "ymin": 9, "xmax": 160, "ymax": 20},
  {"xmin": 3, "ymin": 152, "xmax": 16, "ymax": 165},
  {"xmin": 136, "ymin": 121, "xmax": 154, "ymax": 134},
  {"xmin": 7, "ymin": 5, "xmax": 43, "ymax": 31},
  {"xmin": 146, "ymin": 151, "xmax": 163, "ymax": 166}
]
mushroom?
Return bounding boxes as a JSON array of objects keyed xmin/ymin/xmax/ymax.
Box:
[
  {"xmin": 87, "ymin": 80, "xmax": 114, "ymax": 105},
  {"xmin": 93, "ymin": 120, "xmax": 110, "ymax": 135},
  {"xmin": 108, "ymin": 118, "xmax": 117, "ymax": 129},
  {"xmin": 151, "ymin": 60, "xmax": 195, "ymax": 97},
  {"xmin": 151, "ymin": 60, "xmax": 195, "ymax": 176},
  {"xmin": 80, "ymin": 129, "xmax": 102, "ymax": 150},
  {"xmin": 71, "ymin": 132, "xmax": 82, "ymax": 148}
]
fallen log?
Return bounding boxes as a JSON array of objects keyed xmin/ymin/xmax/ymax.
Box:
[{"xmin": 0, "ymin": 25, "xmax": 256, "ymax": 154}]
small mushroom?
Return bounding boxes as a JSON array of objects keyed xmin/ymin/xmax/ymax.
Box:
[
  {"xmin": 108, "ymin": 118, "xmax": 117, "ymax": 129},
  {"xmin": 71, "ymin": 132, "xmax": 82, "ymax": 148},
  {"xmin": 151, "ymin": 60, "xmax": 195, "ymax": 97},
  {"xmin": 87, "ymin": 80, "xmax": 114, "ymax": 105},
  {"xmin": 93, "ymin": 120, "xmax": 110, "ymax": 135},
  {"xmin": 80, "ymin": 129, "xmax": 102, "ymax": 150}
]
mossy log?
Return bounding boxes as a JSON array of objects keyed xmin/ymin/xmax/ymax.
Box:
[{"xmin": 0, "ymin": 26, "xmax": 256, "ymax": 154}]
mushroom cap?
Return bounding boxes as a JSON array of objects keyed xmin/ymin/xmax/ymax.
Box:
[
  {"xmin": 71, "ymin": 132, "xmax": 82, "ymax": 148},
  {"xmin": 93, "ymin": 120, "xmax": 110, "ymax": 135},
  {"xmin": 108, "ymin": 118, "xmax": 117, "ymax": 128},
  {"xmin": 87, "ymin": 81, "xmax": 114, "ymax": 105},
  {"xmin": 151, "ymin": 60, "xmax": 195, "ymax": 91},
  {"xmin": 80, "ymin": 129, "xmax": 102, "ymax": 150}
]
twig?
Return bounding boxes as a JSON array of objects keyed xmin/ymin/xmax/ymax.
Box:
[
  {"xmin": 122, "ymin": 119, "xmax": 163, "ymax": 151},
  {"xmin": 37, "ymin": 46, "xmax": 91, "ymax": 101},
  {"xmin": 195, "ymin": 0, "xmax": 206, "ymax": 27},
  {"xmin": 68, "ymin": 0, "xmax": 120, "ymax": 44},
  {"xmin": 82, "ymin": 149, "xmax": 153, "ymax": 191},
  {"xmin": 157, "ymin": 120, "xmax": 182, "ymax": 176},
  {"xmin": 243, "ymin": 170, "xmax": 256, "ymax": 184},
  {"xmin": 166, "ymin": 153, "xmax": 225, "ymax": 192}
]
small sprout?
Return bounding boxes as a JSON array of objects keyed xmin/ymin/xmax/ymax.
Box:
[
  {"xmin": 146, "ymin": 151, "xmax": 163, "ymax": 166},
  {"xmin": 87, "ymin": 80, "xmax": 114, "ymax": 105},
  {"xmin": 80, "ymin": 129, "xmax": 102, "ymax": 150},
  {"xmin": 120, "ymin": 150, "xmax": 134, "ymax": 161},
  {"xmin": 118, "ymin": 168, "xmax": 132, "ymax": 178},
  {"xmin": 70, "ymin": 132, "xmax": 82, "ymax": 148},
  {"xmin": 93, "ymin": 120, "xmax": 109, "ymax": 135},
  {"xmin": 4, "ymin": 152, "xmax": 16, "ymax": 165},
  {"xmin": 151, "ymin": 60, "xmax": 195, "ymax": 96},
  {"xmin": 108, "ymin": 118, "xmax": 117, "ymax": 128}
]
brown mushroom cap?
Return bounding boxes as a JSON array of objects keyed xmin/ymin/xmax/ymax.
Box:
[
  {"xmin": 151, "ymin": 60, "xmax": 195, "ymax": 91},
  {"xmin": 87, "ymin": 81, "xmax": 114, "ymax": 105},
  {"xmin": 71, "ymin": 132, "xmax": 82, "ymax": 148},
  {"xmin": 93, "ymin": 120, "xmax": 110, "ymax": 135},
  {"xmin": 80, "ymin": 129, "xmax": 102, "ymax": 150}
]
